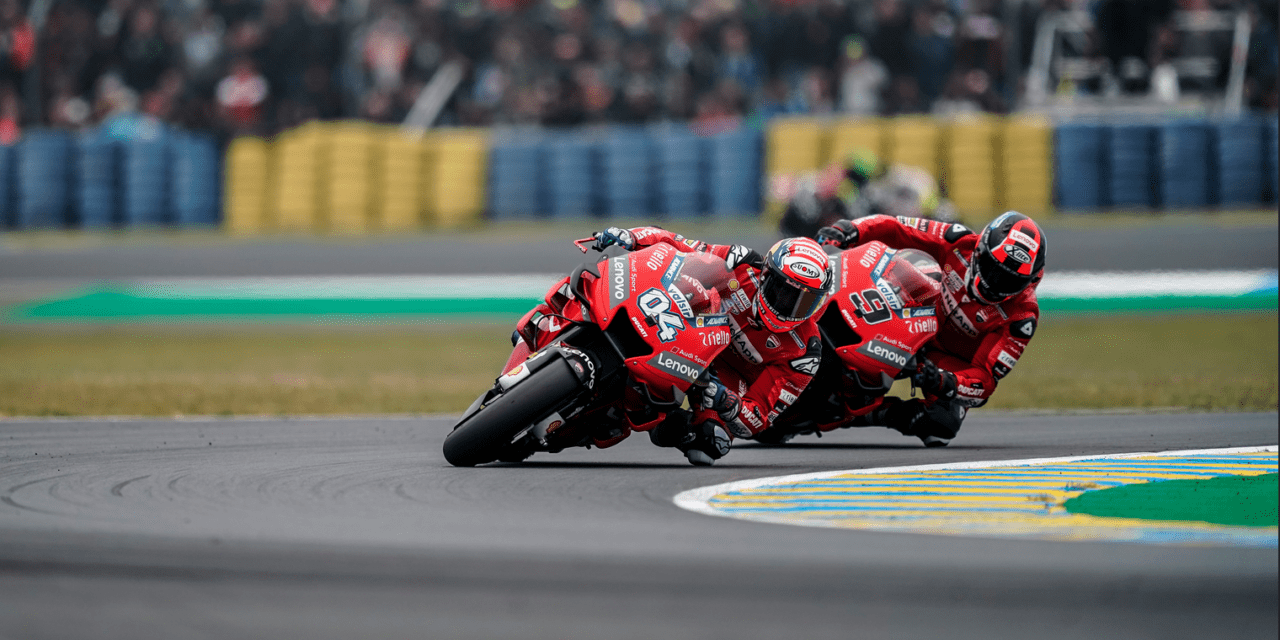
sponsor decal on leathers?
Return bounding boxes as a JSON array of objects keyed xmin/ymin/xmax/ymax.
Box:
[
  {"xmin": 996, "ymin": 350, "xmax": 1018, "ymax": 369},
  {"xmin": 856, "ymin": 339, "xmax": 911, "ymax": 368},
  {"xmin": 940, "ymin": 286, "xmax": 980, "ymax": 337},
  {"xmin": 726, "ymin": 315, "xmax": 763, "ymax": 364},
  {"xmin": 1012, "ymin": 317, "xmax": 1036, "ymax": 339},
  {"xmin": 765, "ymin": 335, "xmax": 779, "ymax": 349},
  {"xmin": 647, "ymin": 351, "xmax": 705, "ymax": 383},
  {"xmin": 610, "ymin": 257, "xmax": 630, "ymax": 308},
  {"xmin": 789, "ymin": 356, "xmax": 820, "ymax": 375},
  {"xmin": 788, "ymin": 336, "xmax": 822, "ymax": 375},
  {"xmin": 942, "ymin": 223, "xmax": 972, "ymax": 243}
]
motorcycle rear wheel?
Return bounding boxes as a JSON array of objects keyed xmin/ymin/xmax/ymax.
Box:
[{"xmin": 443, "ymin": 358, "xmax": 582, "ymax": 467}]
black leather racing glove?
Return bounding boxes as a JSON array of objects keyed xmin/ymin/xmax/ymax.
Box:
[
  {"xmin": 912, "ymin": 358, "xmax": 957, "ymax": 400},
  {"xmin": 591, "ymin": 227, "xmax": 636, "ymax": 252},
  {"xmin": 700, "ymin": 376, "xmax": 741, "ymax": 424},
  {"xmin": 724, "ymin": 244, "xmax": 765, "ymax": 271},
  {"xmin": 815, "ymin": 219, "xmax": 859, "ymax": 248}
]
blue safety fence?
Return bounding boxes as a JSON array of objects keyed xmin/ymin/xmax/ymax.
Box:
[
  {"xmin": 17, "ymin": 130, "xmax": 74, "ymax": 228},
  {"xmin": 545, "ymin": 135, "xmax": 597, "ymax": 217},
  {"xmin": 601, "ymin": 127, "xmax": 655, "ymax": 216},
  {"xmin": 654, "ymin": 127, "xmax": 706, "ymax": 217},
  {"xmin": 484, "ymin": 124, "xmax": 758, "ymax": 218},
  {"xmin": 1158, "ymin": 120, "xmax": 1213, "ymax": 208},
  {"xmin": 1268, "ymin": 118, "xmax": 1279, "ymax": 203},
  {"xmin": 1105, "ymin": 124, "xmax": 1156, "ymax": 208},
  {"xmin": 1054, "ymin": 123, "xmax": 1105, "ymax": 210},
  {"xmin": 0, "ymin": 144, "xmax": 14, "ymax": 227},
  {"xmin": 708, "ymin": 128, "xmax": 762, "ymax": 215},
  {"xmin": 77, "ymin": 136, "xmax": 118, "ymax": 228},
  {"xmin": 4, "ymin": 115, "xmax": 1279, "ymax": 231},
  {"xmin": 0, "ymin": 126, "xmax": 220, "ymax": 230},
  {"xmin": 488, "ymin": 133, "xmax": 545, "ymax": 218},
  {"xmin": 171, "ymin": 132, "xmax": 220, "ymax": 226},
  {"xmin": 1212, "ymin": 117, "xmax": 1267, "ymax": 208}
]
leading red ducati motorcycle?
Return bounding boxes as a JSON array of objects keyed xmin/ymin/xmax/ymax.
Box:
[
  {"xmin": 752, "ymin": 242, "xmax": 943, "ymax": 443},
  {"xmin": 443, "ymin": 239, "xmax": 737, "ymax": 467}
]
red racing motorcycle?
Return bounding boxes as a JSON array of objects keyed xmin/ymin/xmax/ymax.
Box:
[
  {"xmin": 752, "ymin": 242, "xmax": 943, "ymax": 443},
  {"xmin": 443, "ymin": 239, "xmax": 737, "ymax": 467}
]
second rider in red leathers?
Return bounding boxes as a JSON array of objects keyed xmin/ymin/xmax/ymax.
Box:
[
  {"xmin": 591, "ymin": 226, "xmax": 834, "ymax": 465},
  {"xmin": 816, "ymin": 211, "xmax": 1046, "ymax": 446}
]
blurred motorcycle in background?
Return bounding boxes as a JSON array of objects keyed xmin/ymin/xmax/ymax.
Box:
[{"xmin": 778, "ymin": 150, "xmax": 959, "ymax": 240}]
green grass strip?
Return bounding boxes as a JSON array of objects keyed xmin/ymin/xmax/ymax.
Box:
[{"xmin": 1063, "ymin": 473, "xmax": 1278, "ymax": 527}]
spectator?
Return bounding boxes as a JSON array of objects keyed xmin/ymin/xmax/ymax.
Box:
[
  {"xmin": 119, "ymin": 4, "xmax": 172, "ymax": 94},
  {"xmin": 838, "ymin": 35, "xmax": 888, "ymax": 115},
  {"xmin": 216, "ymin": 57, "xmax": 268, "ymax": 133}
]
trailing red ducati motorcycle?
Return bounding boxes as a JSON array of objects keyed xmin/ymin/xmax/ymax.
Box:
[
  {"xmin": 751, "ymin": 242, "xmax": 943, "ymax": 443},
  {"xmin": 443, "ymin": 239, "xmax": 737, "ymax": 467}
]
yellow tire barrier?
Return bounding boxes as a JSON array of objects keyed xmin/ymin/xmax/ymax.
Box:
[
  {"xmin": 224, "ymin": 123, "xmax": 489, "ymax": 234},
  {"xmin": 429, "ymin": 129, "xmax": 488, "ymax": 228},
  {"xmin": 223, "ymin": 137, "xmax": 270, "ymax": 234}
]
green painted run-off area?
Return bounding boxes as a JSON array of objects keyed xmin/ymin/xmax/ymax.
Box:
[
  {"xmin": 6, "ymin": 290, "xmax": 1277, "ymax": 321},
  {"xmin": 1063, "ymin": 473, "xmax": 1279, "ymax": 527}
]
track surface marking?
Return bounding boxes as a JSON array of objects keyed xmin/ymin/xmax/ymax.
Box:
[
  {"xmin": 0, "ymin": 412, "xmax": 1275, "ymax": 639},
  {"xmin": 676, "ymin": 447, "xmax": 1278, "ymax": 546}
]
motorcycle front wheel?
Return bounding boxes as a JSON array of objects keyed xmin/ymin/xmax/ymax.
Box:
[{"xmin": 443, "ymin": 357, "xmax": 582, "ymax": 467}]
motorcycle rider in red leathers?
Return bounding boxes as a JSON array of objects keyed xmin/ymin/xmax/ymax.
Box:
[
  {"xmin": 591, "ymin": 226, "xmax": 834, "ymax": 465},
  {"xmin": 816, "ymin": 211, "xmax": 1046, "ymax": 446}
]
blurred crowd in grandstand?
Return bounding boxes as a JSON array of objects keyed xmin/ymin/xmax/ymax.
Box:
[{"xmin": 1, "ymin": 0, "xmax": 1276, "ymax": 143}]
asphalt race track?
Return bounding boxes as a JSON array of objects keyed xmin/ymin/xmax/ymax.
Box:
[
  {"xmin": 0, "ymin": 412, "xmax": 1275, "ymax": 639},
  {"xmin": 0, "ymin": 220, "xmax": 1276, "ymax": 280}
]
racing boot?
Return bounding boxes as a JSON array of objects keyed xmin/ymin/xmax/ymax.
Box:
[
  {"xmin": 649, "ymin": 412, "xmax": 731, "ymax": 466},
  {"xmin": 861, "ymin": 397, "xmax": 964, "ymax": 447}
]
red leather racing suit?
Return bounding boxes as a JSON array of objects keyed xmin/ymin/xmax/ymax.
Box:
[
  {"xmin": 624, "ymin": 227, "xmax": 822, "ymax": 438},
  {"xmin": 841, "ymin": 214, "xmax": 1040, "ymax": 408}
]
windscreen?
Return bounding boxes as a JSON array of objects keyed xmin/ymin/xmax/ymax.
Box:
[
  {"xmin": 883, "ymin": 250, "xmax": 942, "ymax": 308},
  {"xmin": 670, "ymin": 253, "xmax": 735, "ymax": 317}
]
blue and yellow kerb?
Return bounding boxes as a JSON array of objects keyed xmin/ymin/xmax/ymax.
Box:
[{"xmin": 674, "ymin": 447, "xmax": 1278, "ymax": 547}]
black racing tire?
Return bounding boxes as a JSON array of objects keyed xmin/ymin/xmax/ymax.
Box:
[{"xmin": 443, "ymin": 358, "xmax": 582, "ymax": 467}]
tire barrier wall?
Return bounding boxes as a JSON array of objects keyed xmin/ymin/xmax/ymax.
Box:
[
  {"xmin": 2, "ymin": 114, "xmax": 1274, "ymax": 232},
  {"xmin": 223, "ymin": 124, "xmax": 489, "ymax": 232},
  {"xmin": 2, "ymin": 128, "xmax": 220, "ymax": 230},
  {"xmin": 487, "ymin": 125, "xmax": 758, "ymax": 219}
]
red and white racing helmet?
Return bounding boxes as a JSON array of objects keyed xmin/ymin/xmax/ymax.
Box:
[
  {"xmin": 756, "ymin": 237, "xmax": 834, "ymax": 332},
  {"xmin": 966, "ymin": 211, "xmax": 1046, "ymax": 305}
]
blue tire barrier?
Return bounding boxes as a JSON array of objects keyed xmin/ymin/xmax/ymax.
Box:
[
  {"xmin": 172, "ymin": 132, "xmax": 220, "ymax": 226},
  {"xmin": 77, "ymin": 136, "xmax": 119, "ymax": 228},
  {"xmin": 1212, "ymin": 118, "xmax": 1266, "ymax": 207},
  {"xmin": 1054, "ymin": 123, "xmax": 1104, "ymax": 210},
  {"xmin": 123, "ymin": 135, "xmax": 171, "ymax": 225},
  {"xmin": 655, "ymin": 129, "xmax": 707, "ymax": 217},
  {"xmin": 17, "ymin": 129, "xmax": 73, "ymax": 228},
  {"xmin": 708, "ymin": 128, "xmax": 761, "ymax": 216},
  {"xmin": 1105, "ymin": 124, "xmax": 1156, "ymax": 208},
  {"xmin": 1267, "ymin": 118, "xmax": 1279, "ymax": 203},
  {"xmin": 488, "ymin": 135, "xmax": 545, "ymax": 218},
  {"xmin": 601, "ymin": 127, "xmax": 654, "ymax": 216},
  {"xmin": 546, "ymin": 136, "xmax": 597, "ymax": 217},
  {"xmin": 0, "ymin": 144, "xmax": 14, "ymax": 228},
  {"xmin": 1157, "ymin": 121, "xmax": 1212, "ymax": 208}
]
